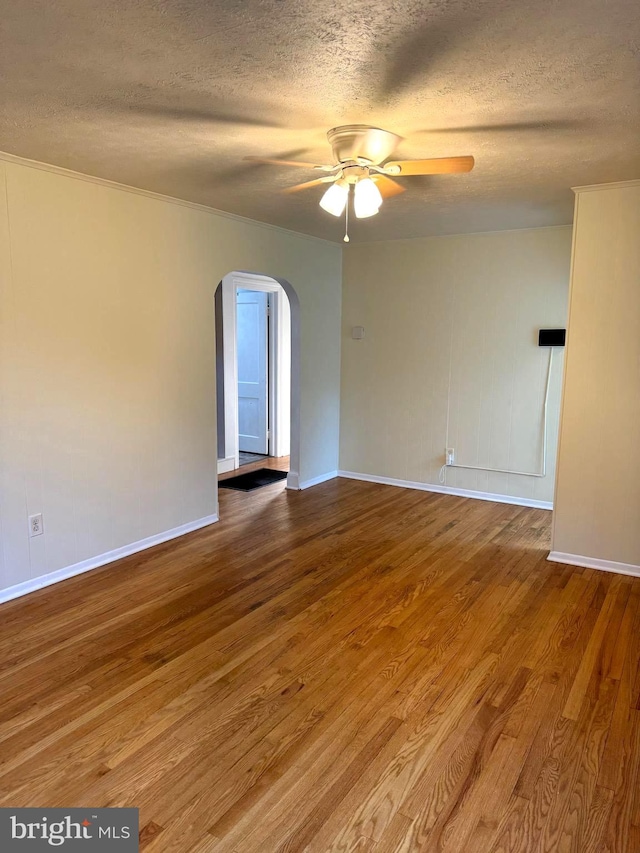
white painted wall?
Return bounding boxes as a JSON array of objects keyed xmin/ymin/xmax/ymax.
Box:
[
  {"xmin": 340, "ymin": 227, "xmax": 572, "ymax": 505},
  {"xmin": 0, "ymin": 156, "xmax": 342, "ymax": 599},
  {"xmin": 551, "ymin": 182, "xmax": 640, "ymax": 571}
]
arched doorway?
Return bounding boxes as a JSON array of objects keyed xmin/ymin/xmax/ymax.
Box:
[{"xmin": 215, "ymin": 271, "xmax": 301, "ymax": 493}]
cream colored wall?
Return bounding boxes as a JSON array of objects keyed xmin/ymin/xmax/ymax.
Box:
[
  {"xmin": 552, "ymin": 182, "xmax": 640, "ymax": 568},
  {"xmin": 0, "ymin": 158, "xmax": 342, "ymax": 596},
  {"xmin": 340, "ymin": 227, "xmax": 572, "ymax": 504}
]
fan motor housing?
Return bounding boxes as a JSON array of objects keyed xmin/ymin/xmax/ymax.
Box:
[{"xmin": 327, "ymin": 125, "xmax": 401, "ymax": 165}]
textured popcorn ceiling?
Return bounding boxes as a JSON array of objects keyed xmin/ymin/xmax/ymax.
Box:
[{"xmin": 1, "ymin": 0, "xmax": 639, "ymax": 242}]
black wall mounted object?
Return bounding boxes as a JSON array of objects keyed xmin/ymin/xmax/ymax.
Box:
[{"xmin": 538, "ymin": 328, "xmax": 566, "ymax": 347}]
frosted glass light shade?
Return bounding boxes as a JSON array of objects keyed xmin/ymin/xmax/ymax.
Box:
[
  {"xmin": 319, "ymin": 181, "xmax": 349, "ymax": 216},
  {"xmin": 354, "ymin": 178, "xmax": 383, "ymax": 218}
]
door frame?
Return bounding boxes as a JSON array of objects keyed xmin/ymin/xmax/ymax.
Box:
[
  {"xmin": 236, "ymin": 287, "xmax": 269, "ymax": 456},
  {"xmin": 217, "ymin": 271, "xmax": 290, "ymax": 472}
]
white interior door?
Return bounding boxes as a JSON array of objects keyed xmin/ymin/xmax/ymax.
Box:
[{"xmin": 237, "ymin": 289, "xmax": 269, "ymax": 454}]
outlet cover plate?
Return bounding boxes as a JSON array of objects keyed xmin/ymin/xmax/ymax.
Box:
[{"xmin": 29, "ymin": 513, "xmax": 44, "ymax": 537}]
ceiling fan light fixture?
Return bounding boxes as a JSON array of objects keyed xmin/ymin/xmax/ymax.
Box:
[
  {"xmin": 257, "ymin": 126, "xmax": 475, "ymax": 234},
  {"xmin": 319, "ymin": 180, "xmax": 349, "ymax": 216},
  {"xmin": 354, "ymin": 177, "xmax": 383, "ymax": 219}
]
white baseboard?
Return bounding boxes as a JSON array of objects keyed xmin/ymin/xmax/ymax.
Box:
[
  {"xmin": 286, "ymin": 471, "xmax": 300, "ymax": 490},
  {"xmin": 217, "ymin": 456, "xmax": 236, "ymax": 474},
  {"xmin": 547, "ymin": 551, "xmax": 640, "ymax": 578},
  {"xmin": 337, "ymin": 471, "xmax": 553, "ymax": 510},
  {"xmin": 0, "ymin": 514, "xmax": 219, "ymax": 606},
  {"xmin": 298, "ymin": 471, "xmax": 338, "ymax": 490}
]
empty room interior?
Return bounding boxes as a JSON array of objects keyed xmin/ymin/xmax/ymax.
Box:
[{"xmin": 1, "ymin": 0, "xmax": 639, "ymax": 850}]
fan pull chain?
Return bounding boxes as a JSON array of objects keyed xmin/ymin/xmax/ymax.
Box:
[{"xmin": 343, "ymin": 189, "xmax": 350, "ymax": 242}]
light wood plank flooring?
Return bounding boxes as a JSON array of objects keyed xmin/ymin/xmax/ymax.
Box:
[{"xmin": 1, "ymin": 478, "xmax": 639, "ymax": 852}]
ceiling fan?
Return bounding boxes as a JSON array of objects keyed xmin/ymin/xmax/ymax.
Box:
[{"xmin": 244, "ymin": 124, "xmax": 474, "ymax": 239}]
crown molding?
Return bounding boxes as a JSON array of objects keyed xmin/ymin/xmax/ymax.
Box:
[
  {"xmin": 572, "ymin": 179, "xmax": 640, "ymax": 194},
  {"xmin": 0, "ymin": 149, "xmax": 335, "ymax": 246},
  {"xmin": 344, "ymin": 223, "xmax": 574, "ymax": 248}
]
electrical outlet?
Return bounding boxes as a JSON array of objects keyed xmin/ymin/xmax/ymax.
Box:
[
  {"xmin": 29, "ymin": 513, "xmax": 43, "ymax": 537},
  {"xmin": 446, "ymin": 448, "xmax": 455, "ymax": 466}
]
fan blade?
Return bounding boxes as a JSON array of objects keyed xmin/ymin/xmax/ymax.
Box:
[
  {"xmin": 413, "ymin": 120, "xmax": 585, "ymax": 134},
  {"xmin": 244, "ymin": 156, "xmax": 329, "ymax": 169},
  {"xmin": 371, "ymin": 175, "xmax": 406, "ymax": 198},
  {"xmin": 114, "ymin": 104, "xmax": 281, "ymax": 128},
  {"xmin": 377, "ymin": 13, "xmax": 480, "ymax": 99},
  {"xmin": 282, "ymin": 176, "xmax": 336, "ymax": 194},
  {"xmin": 216, "ymin": 149, "xmax": 313, "ymax": 184},
  {"xmin": 385, "ymin": 156, "xmax": 475, "ymax": 176}
]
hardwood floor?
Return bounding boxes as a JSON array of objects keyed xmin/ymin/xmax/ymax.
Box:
[
  {"xmin": 1, "ymin": 478, "xmax": 639, "ymax": 852},
  {"xmin": 218, "ymin": 454, "xmax": 289, "ymax": 482}
]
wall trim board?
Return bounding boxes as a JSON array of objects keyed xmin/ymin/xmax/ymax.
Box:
[
  {"xmin": 217, "ymin": 457, "xmax": 236, "ymax": 475},
  {"xmin": 548, "ymin": 551, "xmax": 640, "ymax": 578},
  {"xmin": 0, "ymin": 514, "xmax": 219, "ymax": 606},
  {"xmin": 549, "ymin": 191, "xmax": 581, "ymax": 551},
  {"xmin": 572, "ymin": 179, "xmax": 640, "ymax": 194},
  {"xmin": 298, "ymin": 471, "xmax": 338, "ymax": 490},
  {"xmin": 0, "ymin": 149, "xmax": 332, "ymax": 246},
  {"xmin": 286, "ymin": 471, "xmax": 300, "ymax": 490},
  {"xmin": 338, "ymin": 471, "xmax": 553, "ymax": 510}
]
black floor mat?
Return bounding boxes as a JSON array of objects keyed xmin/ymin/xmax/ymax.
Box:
[{"xmin": 219, "ymin": 468, "xmax": 288, "ymax": 492}]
